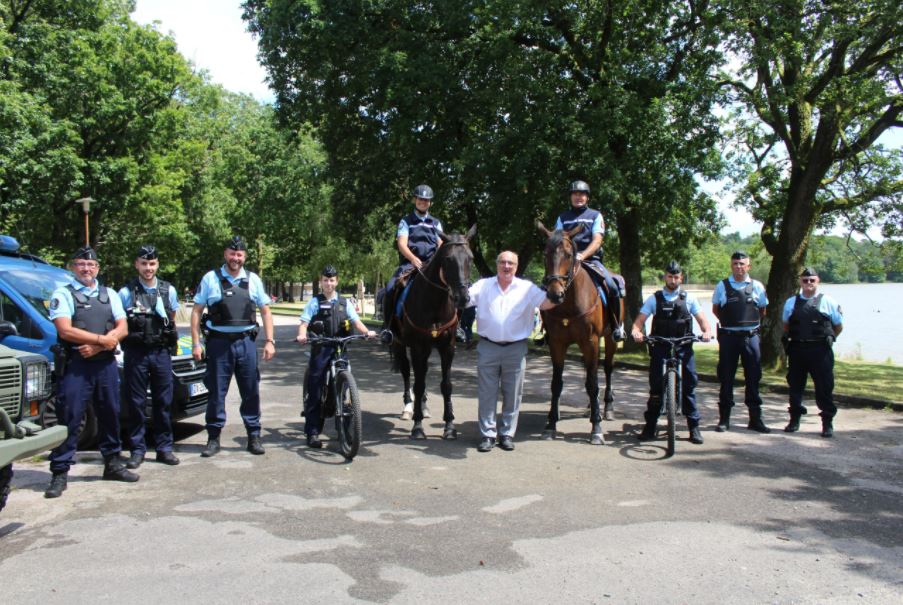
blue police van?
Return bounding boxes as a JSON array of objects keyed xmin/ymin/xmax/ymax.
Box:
[{"xmin": 0, "ymin": 235, "xmax": 208, "ymax": 446}]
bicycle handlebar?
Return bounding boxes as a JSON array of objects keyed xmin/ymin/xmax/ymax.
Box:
[
  {"xmin": 643, "ymin": 334, "xmax": 702, "ymax": 347},
  {"xmin": 300, "ymin": 333, "xmax": 373, "ymax": 346}
]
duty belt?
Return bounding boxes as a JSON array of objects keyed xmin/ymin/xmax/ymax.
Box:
[{"xmin": 208, "ymin": 329, "xmax": 255, "ymax": 342}]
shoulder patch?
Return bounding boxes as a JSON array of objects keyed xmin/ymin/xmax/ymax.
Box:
[{"xmin": 50, "ymin": 298, "xmax": 60, "ymax": 310}]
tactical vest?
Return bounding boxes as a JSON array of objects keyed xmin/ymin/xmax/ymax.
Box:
[
  {"xmin": 788, "ymin": 294, "xmax": 833, "ymax": 342},
  {"xmin": 123, "ymin": 278, "xmax": 177, "ymax": 349},
  {"xmin": 651, "ymin": 290, "xmax": 692, "ymax": 338},
  {"xmin": 719, "ymin": 279, "xmax": 760, "ymax": 328},
  {"xmin": 312, "ymin": 294, "xmax": 350, "ymax": 338},
  {"xmin": 401, "ymin": 212, "xmax": 441, "ymax": 263},
  {"xmin": 64, "ymin": 285, "xmax": 115, "ymax": 361},
  {"xmin": 208, "ymin": 268, "xmax": 255, "ymax": 327},
  {"xmin": 557, "ymin": 207, "xmax": 602, "ymax": 261}
]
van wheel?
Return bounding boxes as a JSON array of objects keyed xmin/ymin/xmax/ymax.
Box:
[
  {"xmin": 0, "ymin": 464, "xmax": 12, "ymax": 513},
  {"xmin": 42, "ymin": 397, "xmax": 98, "ymax": 449}
]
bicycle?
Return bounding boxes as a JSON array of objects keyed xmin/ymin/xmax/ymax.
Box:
[
  {"xmin": 643, "ymin": 334, "xmax": 700, "ymax": 457},
  {"xmin": 300, "ymin": 331, "xmax": 372, "ymax": 460}
]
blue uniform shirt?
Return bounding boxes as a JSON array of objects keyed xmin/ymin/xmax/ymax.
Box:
[
  {"xmin": 712, "ymin": 276, "xmax": 768, "ymax": 330},
  {"xmin": 781, "ymin": 292, "xmax": 843, "ymax": 325},
  {"xmin": 118, "ymin": 278, "xmax": 181, "ymax": 319},
  {"xmin": 194, "ymin": 265, "xmax": 271, "ymax": 333},
  {"xmin": 300, "ymin": 294, "xmax": 361, "ymax": 324},
  {"xmin": 49, "ymin": 280, "xmax": 126, "ymax": 321},
  {"xmin": 639, "ymin": 287, "xmax": 702, "ymax": 317},
  {"xmin": 396, "ymin": 212, "xmax": 444, "ymax": 237},
  {"xmin": 554, "ymin": 212, "xmax": 604, "ymax": 236}
]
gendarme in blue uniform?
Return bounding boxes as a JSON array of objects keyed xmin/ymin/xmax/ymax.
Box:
[
  {"xmin": 782, "ymin": 291, "xmax": 843, "ymax": 424},
  {"xmin": 640, "ymin": 287, "xmax": 703, "ymax": 427},
  {"xmin": 300, "ymin": 293, "xmax": 359, "ymax": 437},
  {"xmin": 386, "ymin": 211, "xmax": 444, "ymax": 292},
  {"xmin": 554, "ymin": 206, "xmax": 622, "ymax": 331},
  {"xmin": 713, "ymin": 275, "xmax": 769, "ymax": 426},
  {"xmin": 194, "ymin": 265, "xmax": 271, "ymax": 440},
  {"xmin": 47, "ymin": 280, "xmax": 126, "ymax": 472},
  {"xmin": 119, "ymin": 278, "xmax": 181, "ymax": 458}
]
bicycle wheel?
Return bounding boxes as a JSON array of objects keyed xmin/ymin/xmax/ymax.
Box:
[
  {"xmin": 665, "ymin": 367, "xmax": 678, "ymax": 457},
  {"xmin": 334, "ymin": 370, "xmax": 362, "ymax": 460}
]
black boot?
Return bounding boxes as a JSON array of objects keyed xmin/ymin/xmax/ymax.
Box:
[
  {"xmin": 103, "ymin": 455, "xmax": 140, "ymax": 482},
  {"xmin": 201, "ymin": 438, "xmax": 221, "ymax": 458},
  {"xmin": 125, "ymin": 451, "xmax": 145, "ymax": 469},
  {"xmin": 44, "ymin": 471, "xmax": 68, "ymax": 499},
  {"xmin": 638, "ymin": 406, "xmax": 658, "ymax": 441},
  {"xmin": 688, "ymin": 420, "xmax": 704, "ymax": 444},
  {"xmin": 716, "ymin": 407, "xmax": 731, "ymax": 432},
  {"xmin": 247, "ymin": 435, "xmax": 265, "ymax": 455},
  {"xmin": 747, "ymin": 411, "xmax": 772, "ymax": 434},
  {"xmin": 821, "ymin": 416, "xmax": 834, "ymax": 438},
  {"xmin": 784, "ymin": 415, "xmax": 801, "ymax": 433},
  {"xmin": 638, "ymin": 422, "xmax": 657, "ymax": 441}
]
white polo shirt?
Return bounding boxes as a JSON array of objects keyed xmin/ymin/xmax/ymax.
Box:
[{"xmin": 468, "ymin": 276, "xmax": 547, "ymax": 343}]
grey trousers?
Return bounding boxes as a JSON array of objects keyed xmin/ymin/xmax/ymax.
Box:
[{"xmin": 476, "ymin": 339, "xmax": 528, "ymax": 438}]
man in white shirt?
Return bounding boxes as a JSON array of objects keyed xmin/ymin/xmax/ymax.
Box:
[{"xmin": 468, "ymin": 251, "xmax": 558, "ymax": 452}]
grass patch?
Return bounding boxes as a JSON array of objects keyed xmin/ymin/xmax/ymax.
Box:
[{"xmin": 534, "ymin": 343, "xmax": 902, "ymax": 406}]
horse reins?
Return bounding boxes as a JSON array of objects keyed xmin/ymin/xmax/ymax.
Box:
[
  {"xmin": 541, "ymin": 236, "xmax": 578, "ymax": 293},
  {"xmin": 403, "ymin": 241, "xmax": 471, "ymax": 339}
]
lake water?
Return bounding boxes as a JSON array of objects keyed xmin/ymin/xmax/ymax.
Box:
[{"xmin": 642, "ymin": 282, "xmax": 902, "ymax": 364}]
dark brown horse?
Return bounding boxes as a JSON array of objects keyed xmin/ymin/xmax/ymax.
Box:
[
  {"xmin": 387, "ymin": 226, "xmax": 476, "ymax": 440},
  {"xmin": 537, "ymin": 222, "xmax": 621, "ymax": 445}
]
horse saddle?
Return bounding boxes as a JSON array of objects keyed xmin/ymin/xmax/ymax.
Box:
[{"xmin": 581, "ymin": 262, "xmax": 626, "ymax": 303}]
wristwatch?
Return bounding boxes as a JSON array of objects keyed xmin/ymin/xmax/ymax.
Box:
[{"xmin": 265, "ymin": 339, "xmax": 275, "ymax": 344}]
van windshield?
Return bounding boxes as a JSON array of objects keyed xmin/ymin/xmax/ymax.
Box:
[{"xmin": 0, "ymin": 269, "xmax": 73, "ymax": 320}]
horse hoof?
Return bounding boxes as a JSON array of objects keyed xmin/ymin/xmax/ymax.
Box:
[
  {"xmin": 442, "ymin": 429, "xmax": 458, "ymax": 440},
  {"xmin": 411, "ymin": 428, "xmax": 427, "ymax": 440},
  {"xmin": 401, "ymin": 403, "xmax": 413, "ymax": 421},
  {"xmin": 541, "ymin": 430, "xmax": 556, "ymax": 440},
  {"xmin": 590, "ymin": 433, "xmax": 606, "ymax": 445},
  {"xmin": 422, "ymin": 406, "xmax": 432, "ymax": 419},
  {"xmin": 604, "ymin": 411, "xmax": 614, "ymax": 421}
]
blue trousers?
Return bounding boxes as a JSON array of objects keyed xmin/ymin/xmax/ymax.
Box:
[
  {"xmin": 204, "ymin": 334, "xmax": 261, "ymax": 439},
  {"xmin": 645, "ymin": 344, "xmax": 700, "ymax": 423},
  {"xmin": 123, "ymin": 346, "xmax": 174, "ymax": 454},
  {"xmin": 304, "ymin": 346, "xmax": 335, "ymax": 437},
  {"xmin": 716, "ymin": 329, "xmax": 763, "ymax": 413},
  {"xmin": 786, "ymin": 344, "xmax": 836, "ymax": 419},
  {"xmin": 49, "ymin": 356, "xmax": 121, "ymax": 472}
]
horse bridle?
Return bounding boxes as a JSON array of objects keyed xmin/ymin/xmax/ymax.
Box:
[
  {"xmin": 415, "ymin": 241, "xmax": 472, "ymax": 297},
  {"xmin": 541, "ymin": 236, "xmax": 578, "ymax": 293}
]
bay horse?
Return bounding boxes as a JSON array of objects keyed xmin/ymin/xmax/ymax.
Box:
[
  {"xmin": 537, "ymin": 222, "xmax": 620, "ymax": 445},
  {"xmin": 387, "ymin": 226, "xmax": 476, "ymax": 440}
]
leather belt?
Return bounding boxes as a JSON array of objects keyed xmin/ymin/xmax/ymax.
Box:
[
  {"xmin": 482, "ymin": 337, "xmax": 525, "ymax": 347},
  {"xmin": 208, "ymin": 330, "xmax": 253, "ymax": 342}
]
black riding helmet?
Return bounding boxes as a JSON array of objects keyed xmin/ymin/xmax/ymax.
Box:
[
  {"xmin": 321, "ymin": 265, "xmax": 338, "ymax": 277},
  {"xmin": 413, "ymin": 184, "xmax": 434, "ymax": 200},
  {"xmin": 569, "ymin": 180, "xmax": 591, "ymax": 195}
]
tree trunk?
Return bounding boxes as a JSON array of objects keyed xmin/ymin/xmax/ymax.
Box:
[
  {"xmin": 760, "ymin": 183, "xmax": 820, "ymax": 368},
  {"xmin": 616, "ymin": 206, "xmax": 644, "ymax": 353}
]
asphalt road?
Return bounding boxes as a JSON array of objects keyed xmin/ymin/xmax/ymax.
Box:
[{"xmin": 2, "ymin": 316, "xmax": 901, "ymax": 604}]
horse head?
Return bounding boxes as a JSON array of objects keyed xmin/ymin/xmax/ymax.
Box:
[
  {"xmin": 435, "ymin": 224, "xmax": 476, "ymax": 309},
  {"xmin": 537, "ymin": 221, "xmax": 582, "ymax": 305}
]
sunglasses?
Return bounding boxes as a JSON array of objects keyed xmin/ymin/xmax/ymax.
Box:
[{"xmin": 801, "ymin": 277, "xmax": 817, "ymax": 283}]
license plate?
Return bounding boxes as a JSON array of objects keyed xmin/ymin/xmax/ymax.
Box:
[{"xmin": 190, "ymin": 382, "xmax": 208, "ymax": 397}]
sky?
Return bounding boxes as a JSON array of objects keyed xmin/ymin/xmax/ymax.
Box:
[{"xmin": 129, "ymin": 1, "xmax": 770, "ymax": 238}]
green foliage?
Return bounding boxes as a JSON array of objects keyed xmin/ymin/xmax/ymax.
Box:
[{"xmin": 0, "ymin": 0, "xmax": 331, "ymax": 292}]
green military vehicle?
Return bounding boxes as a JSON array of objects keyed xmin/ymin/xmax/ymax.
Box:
[{"xmin": 0, "ymin": 341, "xmax": 66, "ymax": 512}]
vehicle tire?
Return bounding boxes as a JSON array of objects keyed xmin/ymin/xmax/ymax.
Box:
[
  {"xmin": 0, "ymin": 464, "xmax": 12, "ymax": 513},
  {"xmin": 665, "ymin": 368, "xmax": 678, "ymax": 458},
  {"xmin": 42, "ymin": 396, "xmax": 98, "ymax": 449},
  {"xmin": 334, "ymin": 370, "xmax": 362, "ymax": 460}
]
